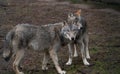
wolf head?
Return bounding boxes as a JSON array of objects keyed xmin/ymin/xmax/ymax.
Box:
[
  {"xmin": 67, "ymin": 10, "xmax": 82, "ymax": 29},
  {"xmin": 61, "ymin": 10, "xmax": 83, "ymax": 41},
  {"xmin": 61, "ymin": 20, "xmax": 82, "ymax": 41}
]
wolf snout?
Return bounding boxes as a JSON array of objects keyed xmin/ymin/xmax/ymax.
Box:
[
  {"xmin": 3, "ymin": 56, "xmax": 10, "ymax": 62},
  {"xmin": 71, "ymin": 37, "xmax": 75, "ymax": 41}
]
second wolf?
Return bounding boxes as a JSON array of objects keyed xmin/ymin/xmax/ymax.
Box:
[{"xmin": 62, "ymin": 10, "xmax": 90, "ymax": 66}]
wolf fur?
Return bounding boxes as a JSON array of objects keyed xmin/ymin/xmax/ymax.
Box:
[
  {"xmin": 3, "ymin": 23, "xmax": 70, "ymax": 74},
  {"xmin": 64, "ymin": 10, "xmax": 90, "ymax": 66}
]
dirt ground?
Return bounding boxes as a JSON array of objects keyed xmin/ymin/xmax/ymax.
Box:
[{"xmin": 0, "ymin": 0, "xmax": 120, "ymax": 74}]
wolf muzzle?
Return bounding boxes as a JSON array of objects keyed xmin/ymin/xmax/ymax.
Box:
[
  {"xmin": 3, "ymin": 56, "xmax": 11, "ymax": 62},
  {"xmin": 3, "ymin": 50, "xmax": 12, "ymax": 62},
  {"xmin": 71, "ymin": 37, "xmax": 75, "ymax": 41}
]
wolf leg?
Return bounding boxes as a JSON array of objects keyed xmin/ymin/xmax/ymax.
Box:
[
  {"xmin": 66, "ymin": 44, "xmax": 73, "ymax": 65},
  {"xmin": 80, "ymin": 40, "xmax": 90, "ymax": 66},
  {"xmin": 13, "ymin": 49, "xmax": 24, "ymax": 74},
  {"xmin": 73, "ymin": 44, "xmax": 78, "ymax": 57},
  {"xmin": 42, "ymin": 51, "xmax": 49, "ymax": 70},
  {"xmin": 84, "ymin": 34, "xmax": 90, "ymax": 59},
  {"xmin": 49, "ymin": 49, "xmax": 66, "ymax": 74}
]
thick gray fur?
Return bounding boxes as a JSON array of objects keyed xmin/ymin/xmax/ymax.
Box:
[
  {"xmin": 64, "ymin": 13, "xmax": 90, "ymax": 66},
  {"xmin": 3, "ymin": 23, "xmax": 67, "ymax": 74}
]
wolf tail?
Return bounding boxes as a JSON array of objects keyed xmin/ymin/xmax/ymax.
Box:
[{"xmin": 3, "ymin": 29, "xmax": 15, "ymax": 61}]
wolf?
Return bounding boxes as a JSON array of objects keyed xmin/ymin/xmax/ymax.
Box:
[
  {"xmin": 2, "ymin": 22, "xmax": 71, "ymax": 74},
  {"xmin": 62, "ymin": 10, "xmax": 90, "ymax": 66}
]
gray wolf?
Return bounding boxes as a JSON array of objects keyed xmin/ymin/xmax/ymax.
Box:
[
  {"xmin": 2, "ymin": 23, "xmax": 69, "ymax": 74},
  {"xmin": 62, "ymin": 10, "xmax": 90, "ymax": 66}
]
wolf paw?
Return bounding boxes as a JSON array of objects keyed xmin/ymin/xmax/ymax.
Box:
[
  {"xmin": 42, "ymin": 66, "xmax": 48, "ymax": 70},
  {"xmin": 59, "ymin": 70, "xmax": 66, "ymax": 74},
  {"xmin": 18, "ymin": 72, "xmax": 24, "ymax": 74},
  {"xmin": 66, "ymin": 61, "xmax": 72, "ymax": 65},
  {"xmin": 83, "ymin": 60, "xmax": 90, "ymax": 66}
]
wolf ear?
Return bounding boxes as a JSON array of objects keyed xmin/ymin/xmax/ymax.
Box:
[
  {"xmin": 68, "ymin": 13, "xmax": 76, "ymax": 22},
  {"xmin": 75, "ymin": 9, "xmax": 81, "ymax": 16},
  {"xmin": 68, "ymin": 13, "xmax": 73, "ymax": 18},
  {"xmin": 62, "ymin": 21, "xmax": 67, "ymax": 26}
]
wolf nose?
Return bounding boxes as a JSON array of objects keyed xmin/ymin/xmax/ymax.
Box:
[
  {"xmin": 71, "ymin": 37, "xmax": 74, "ymax": 40},
  {"xmin": 3, "ymin": 57, "xmax": 10, "ymax": 62}
]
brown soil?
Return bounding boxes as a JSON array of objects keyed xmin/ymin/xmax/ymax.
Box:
[{"xmin": 0, "ymin": 0, "xmax": 120, "ymax": 74}]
